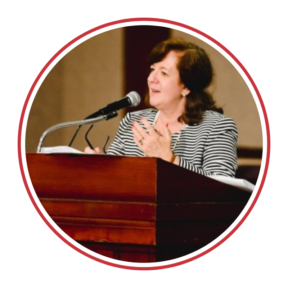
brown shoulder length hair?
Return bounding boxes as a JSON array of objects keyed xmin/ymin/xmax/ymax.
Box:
[{"xmin": 147, "ymin": 39, "xmax": 223, "ymax": 125}]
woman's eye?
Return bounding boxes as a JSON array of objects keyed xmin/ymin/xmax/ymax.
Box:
[{"xmin": 161, "ymin": 71, "xmax": 168, "ymax": 76}]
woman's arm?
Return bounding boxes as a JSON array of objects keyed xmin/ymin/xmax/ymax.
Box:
[{"xmin": 177, "ymin": 118, "xmax": 238, "ymax": 177}]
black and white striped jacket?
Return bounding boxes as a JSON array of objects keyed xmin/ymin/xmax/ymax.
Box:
[{"xmin": 107, "ymin": 108, "xmax": 238, "ymax": 177}]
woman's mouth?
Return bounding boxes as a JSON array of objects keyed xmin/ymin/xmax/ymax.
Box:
[{"xmin": 150, "ymin": 88, "xmax": 160, "ymax": 94}]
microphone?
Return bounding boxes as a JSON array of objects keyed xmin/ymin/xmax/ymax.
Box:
[
  {"xmin": 85, "ymin": 91, "xmax": 141, "ymax": 119},
  {"xmin": 68, "ymin": 91, "xmax": 141, "ymax": 147}
]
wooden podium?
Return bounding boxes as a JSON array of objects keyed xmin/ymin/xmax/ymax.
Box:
[{"xmin": 26, "ymin": 153, "xmax": 251, "ymax": 262}]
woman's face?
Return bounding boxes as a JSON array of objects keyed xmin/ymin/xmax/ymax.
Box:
[{"xmin": 147, "ymin": 50, "xmax": 189, "ymax": 111}]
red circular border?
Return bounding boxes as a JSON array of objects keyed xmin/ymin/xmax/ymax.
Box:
[{"xmin": 18, "ymin": 18, "xmax": 270, "ymax": 270}]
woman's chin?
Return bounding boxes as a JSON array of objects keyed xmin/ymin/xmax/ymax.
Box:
[
  {"xmin": 149, "ymin": 97, "xmax": 160, "ymax": 108},
  {"xmin": 149, "ymin": 101, "xmax": 160, "ymax": 109}
]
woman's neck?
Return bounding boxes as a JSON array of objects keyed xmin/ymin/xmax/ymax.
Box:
[
  {"xmin": 160, "ymin": 98, "xmax": 185, "ymax": 121},
  {"xmin": 155, "ymin": 110, "xmax": 185, "ymax": 134}
]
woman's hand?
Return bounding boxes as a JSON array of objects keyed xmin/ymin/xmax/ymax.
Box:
[
  {"xmin": 132, "ymin": 117, "xmax": 173, "ymax": 162},
  {"xmin": 84, "ymin": 147, "xmax": 103, "ymax": 154}
]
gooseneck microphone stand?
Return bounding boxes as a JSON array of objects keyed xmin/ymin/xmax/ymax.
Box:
[{"xmin": 37, "ymin": 111, "xmax": 117, "ymax": 153}]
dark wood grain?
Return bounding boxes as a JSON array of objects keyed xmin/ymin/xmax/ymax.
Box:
[
  {"xmin": 41, "ymin": 198, "xmax": 156, "ymax": 221},
  {"xmin": 27, "ymin": 154, "xmax": 157, "ymax": 202},
  {"xmin": 26, "ymin": 153, "xmax": 251, "ymax": 262},
  {"xmin": 237, "ymin": 147, "xmax": 262, "ymax": 158}
]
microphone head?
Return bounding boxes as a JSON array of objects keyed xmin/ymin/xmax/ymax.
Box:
[{"xmin": 126, "ymin": 91, "xmax": 141, "ymax": 107}]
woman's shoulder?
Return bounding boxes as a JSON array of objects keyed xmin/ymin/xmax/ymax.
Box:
[
  {"xmin": 202, "ymin": 110, "xmax": 236, "ymax": 126},
  {"xmin": 186, "ymin": 110, "xmax": 237, "ymax": 130}
]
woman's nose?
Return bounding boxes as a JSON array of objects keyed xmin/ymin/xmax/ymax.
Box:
[{"xmin": 148, "ymin": 70, "xmax": 158, "ymax": 83}]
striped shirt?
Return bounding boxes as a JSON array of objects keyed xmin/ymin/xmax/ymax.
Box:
[{"xmin": 107, "ymin": 108, "xmax": 238, "ymax": 177}]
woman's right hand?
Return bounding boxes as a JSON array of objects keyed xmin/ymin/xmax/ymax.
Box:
[{"xmin": 84, "ymin": 147, "xmax": 103, "ymax": 154}]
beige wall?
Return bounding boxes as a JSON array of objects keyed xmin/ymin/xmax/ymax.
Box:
[
  {"xmin": 26, "ymin": 28, "xmax": 124, "ymax": 152},
  {"xmin": 26, "ymin": 26, "xmax": 262, "ymax": 152}
]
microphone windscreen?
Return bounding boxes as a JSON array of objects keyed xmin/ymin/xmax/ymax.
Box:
[{"xmin": 126, "ymin": 91, "xmax": 141, "ymax": 107}]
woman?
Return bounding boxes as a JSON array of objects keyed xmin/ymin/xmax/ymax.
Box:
[{"xmin": 85, "ymin": 39, "xmax": 238, "ymax": 177}]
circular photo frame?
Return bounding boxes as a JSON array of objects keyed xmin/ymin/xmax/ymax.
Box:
[{"xmin": 17, "ymin": 17, "xmax": 271, "ymax": 271}]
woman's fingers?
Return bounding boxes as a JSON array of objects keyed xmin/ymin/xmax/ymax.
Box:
[
  {"xmin": 94, "ymin": 147, "xmax": 103, "ymax": 154},
  {"xmin": 140, "ymin": 117, "xmax": 158, "ymax": 136},
  {"xmin": 132, "ymin": 120, "xmax": 147, "ymax": 139},
  {"xmin": 132, "ymin": 117, "xmax": 158, "ymax": 140},
  {"xmin": 163, "ymin": 123, "xmax": 172, "ymax": 141},
  {"xmin": 84, "ymin": 147, "xmax": 96, "ymax": 154},
  {"xmin": 84, "ymin": 147, "xmax": 102, "ymax": 154}
]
